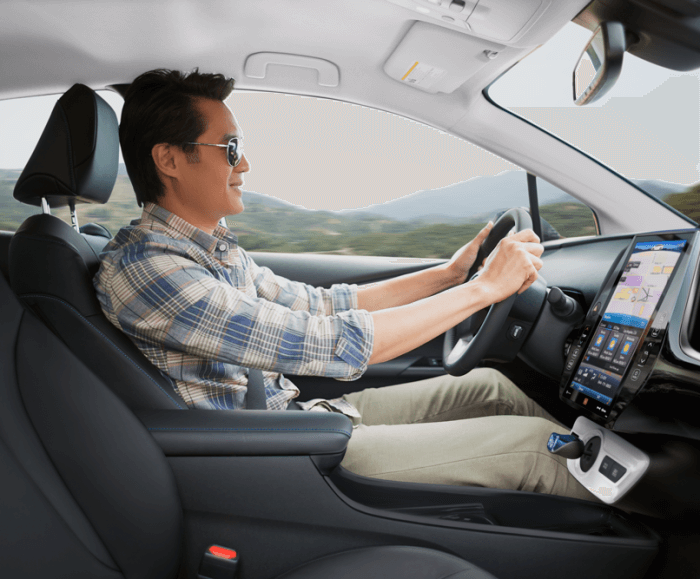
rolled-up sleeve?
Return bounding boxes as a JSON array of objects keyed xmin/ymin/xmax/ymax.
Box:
[
  {"xmin": 109, "ymin": 246, "xmax": 374, "ymax": 380},
  {"xmin": 239, "ymin": 248, "xmax": 359, "ymax": 316}
]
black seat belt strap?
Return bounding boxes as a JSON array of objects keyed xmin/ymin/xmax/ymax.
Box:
[{"xmin": 246, "ymin": 368, "xmax": 267, "ymax": 409}]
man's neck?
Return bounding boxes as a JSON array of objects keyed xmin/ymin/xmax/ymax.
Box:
[{"xmin": 157, "ymin": 197, "xmax": 219, "ymax": 235}]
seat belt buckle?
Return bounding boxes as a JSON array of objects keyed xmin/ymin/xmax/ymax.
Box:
[{"xmin": 198, "ymin": 545, "xmax": 239, "ymax": 579}]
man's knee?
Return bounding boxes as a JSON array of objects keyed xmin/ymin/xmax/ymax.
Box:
[{"xmin": 450, "ymin": 367, "xmax": 523, "ymax": 409}]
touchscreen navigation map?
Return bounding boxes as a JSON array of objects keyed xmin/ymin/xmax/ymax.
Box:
[{"xmin": 568, "ymin": 239, "xmax": 687, "ymax": 415}]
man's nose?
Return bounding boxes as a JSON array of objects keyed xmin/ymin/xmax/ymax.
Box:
[{"xmin": 236, "ymin": 153, "xmax": 251, "ymax": 173}]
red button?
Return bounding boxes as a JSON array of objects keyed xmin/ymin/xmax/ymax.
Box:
[{"xmin": 209, "ymin": 546, "xmax": 237, "ymax": 560}]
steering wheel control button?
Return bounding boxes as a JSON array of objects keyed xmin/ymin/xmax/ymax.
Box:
[
  {"xmin": 580, "ymin": 436, "xmax": 602, "ymax": 473},
  {"xmin": 508, "ymin": 323, "xmax": 524, "ymax": 340},
  {"xmin": 547, "ymin": 433, "xmax": 585, "ymax": 459},
  {"xmin": 599, "ymin": 455, "xmax": 627, "ymax": 483},
  {"xmin": 199, "ymin": 545, "xmax": 239, "ymax": 579}
]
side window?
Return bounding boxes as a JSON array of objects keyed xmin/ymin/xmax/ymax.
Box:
[
  {"xmin": 0, "ymin": 90, "xmax": 597, "ymax": 247},
  {"xmin": 0, "ymin": 90, "xmax": 140, "ymax": 234},
  {"xmin": 0, "ymin": 93, "xmax": 60, "ymax": 231},
  {"xmin": 536, "ymin": 177, "xmax": 598, "ymax": 239},
  {"xmin": 224, "ymin": 93, "xmax": 600, "ymax": 258}
]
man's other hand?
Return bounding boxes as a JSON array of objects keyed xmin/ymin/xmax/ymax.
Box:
[
  {"xmin": 445, "ymin": 221, "xmax": 494, "ymax": 284},
  {"xmin": 477, "ymin": 229, "xmax": 544, "ymax": 302}
]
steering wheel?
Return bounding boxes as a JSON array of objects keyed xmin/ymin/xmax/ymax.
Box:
[{"xmin": 443, "ymin": 207, "xmax": 533, "ymax": 376}]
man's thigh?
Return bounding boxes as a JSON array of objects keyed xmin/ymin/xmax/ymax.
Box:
[
  {"xmin": 340, "ymin": 414, "xmax": 592, "ymax": 501},
  {"xmin": 343, "ymin": 368, "xmax": 565, "ymax": 428}
]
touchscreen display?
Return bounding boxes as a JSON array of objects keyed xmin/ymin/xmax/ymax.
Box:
[{"xmin": 569, "ymin": 239, "xmax": 687, "ymax": 410}]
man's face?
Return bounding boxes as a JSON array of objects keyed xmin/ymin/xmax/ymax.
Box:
[{"xmin": 174, "ymin": 97, "xmax": 250, "ymax": 222}]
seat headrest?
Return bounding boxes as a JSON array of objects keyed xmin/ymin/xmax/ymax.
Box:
[{"xmin": 13, "ymin": 84, "xmax": 119, "ymax": 208}]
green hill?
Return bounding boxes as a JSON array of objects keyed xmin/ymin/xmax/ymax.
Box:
[
  {"xmin": 4, "ymin": 169, "xmax": 687, "ymax": 258},
  {"xmin": 662, "ymin": 183, "xmax": 700, "ymax": 223}
]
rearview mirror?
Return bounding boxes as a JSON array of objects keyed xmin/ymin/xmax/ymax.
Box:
[{"xmin": 573, "ymin": 22, "xmax": 626, "ymax": 106}]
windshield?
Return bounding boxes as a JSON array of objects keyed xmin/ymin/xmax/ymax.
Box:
[{"xmin": 488, "ymin": 22, "xmax": 700, "ymax": 223}]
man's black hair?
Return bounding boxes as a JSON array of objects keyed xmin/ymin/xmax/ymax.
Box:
[{"xmin": 119, "ymin": 68, "xmax": 235, "ymax": 206}]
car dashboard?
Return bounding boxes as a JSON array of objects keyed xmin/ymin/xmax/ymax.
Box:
[
  {"xmin": 559, "ymin": 229, "xmax": 699, "ymax": 429},
  {"xmin": 543, "ymin": 228, "xmax": 700, "ymax": 511}
]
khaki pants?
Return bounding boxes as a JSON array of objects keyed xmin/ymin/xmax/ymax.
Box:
[{"xmin": 341, "ymin": 368, "xmax": 594, "ymax": 502}]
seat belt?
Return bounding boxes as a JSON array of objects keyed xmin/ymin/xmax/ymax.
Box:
[{"xmin": 246, "ymin": 368, "xmax": 267, "ymax": 409}]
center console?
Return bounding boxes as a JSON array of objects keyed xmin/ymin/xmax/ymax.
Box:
[{"xmin": 551, "ymin": 230, "xmax": 700, "ymax": 510}]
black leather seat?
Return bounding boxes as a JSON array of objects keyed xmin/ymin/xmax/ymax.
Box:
[
  {"xmin": 9, "ymin": 83, "xmax": 187, "ymax": 411},
  {"xmin": 0, "ymin": 260, "xmax": 497, "ymax": 578}
]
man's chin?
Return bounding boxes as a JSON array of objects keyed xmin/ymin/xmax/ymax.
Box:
[{"xmin": 226, "ymin": 200, "xmax": 245, "ymax": 217}]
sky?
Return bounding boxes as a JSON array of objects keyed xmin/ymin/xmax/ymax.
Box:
[{"xmin": 1, "ymin": 23, "xmax": 698, "ymax": 210}]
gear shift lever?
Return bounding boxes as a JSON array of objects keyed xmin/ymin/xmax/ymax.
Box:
[{"xmin": 547, "ymin": 432, "xmax": 585, "ymax": 459}]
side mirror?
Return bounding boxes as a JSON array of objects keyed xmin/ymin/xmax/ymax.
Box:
[{"xmin": 573, "ymin": 22, "xmax": 626, "ymax": 106}]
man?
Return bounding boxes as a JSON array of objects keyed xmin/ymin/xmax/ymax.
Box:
[{"xmin": 95, "ymin": 68, "xmax": 591, "ymax": 501}]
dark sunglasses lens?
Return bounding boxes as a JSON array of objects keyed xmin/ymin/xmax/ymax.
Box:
[{"xmin": 228, "ymin": 138, "xmax": 241, "ymax": 167}]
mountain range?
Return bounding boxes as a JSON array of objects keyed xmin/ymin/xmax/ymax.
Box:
[{"xmin": 116, "ymin": 163, "xmax": 686, "ymax": 223}]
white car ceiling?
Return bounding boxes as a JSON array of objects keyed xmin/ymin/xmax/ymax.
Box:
[{"xmin": 0, "ymin": 0, "xmax": 692, "ymax": 234}]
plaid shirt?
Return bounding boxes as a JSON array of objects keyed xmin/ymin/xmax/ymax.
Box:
[{"xmin": 93, "ymin": 203, "xmax": 374, "ymax": 415}]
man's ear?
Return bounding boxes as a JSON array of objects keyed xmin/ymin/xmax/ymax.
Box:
[{"xmin": 152, "ymin": 143, "xmax": 179, "ymax": 180}]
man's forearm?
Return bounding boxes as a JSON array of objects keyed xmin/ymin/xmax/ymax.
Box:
[
  {"xmin": 367, "ymin": 279, "xmax": 491, "ymax": 365},
  {"xmin": 357, "ymin": 262, "xmax": 462, "ymax": 312}
]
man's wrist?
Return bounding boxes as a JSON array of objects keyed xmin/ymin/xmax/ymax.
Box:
[
  {"xmin": 464, "ymin": 278, "xmax": 494, "ymax": 312},
  {"xmin": 437, "ymin": 262, "xmax": 465, "ymax": 289}
]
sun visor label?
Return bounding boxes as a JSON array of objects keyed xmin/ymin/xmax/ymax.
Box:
[{"xmin": 401, "ymin": 61, "xmax": 446, "ymax": 90}]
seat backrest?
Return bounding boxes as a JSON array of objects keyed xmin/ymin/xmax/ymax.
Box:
[
  {"xmin": 0, "ymin": 272, "xmax": 183, "ymax": 579},
  {"xmin": 9, "ymin": 83, "xmax": 187, "ymax": 411},
  {"xmin": 10, "ymin": 213, "xmax": 187, "ymax": 410}
]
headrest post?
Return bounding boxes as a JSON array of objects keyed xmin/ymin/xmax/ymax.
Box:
[
  {"xmin": 41, "ymin": 198, "xmax": 51, "ymax": 215},
  {"xmin": 69, "ymin": 200, "xmax": 80, "ymax": 234}
]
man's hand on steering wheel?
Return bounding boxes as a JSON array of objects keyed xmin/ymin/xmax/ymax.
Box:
[
  {"xmin": 478, "ymin": 228, "xmax": 544, "ymax": 302},
  {"xmin": 444, "ymin": 221, "xmax": 495, "ymax": 284},
  {"xmin": 443, "ymin": 209, "xmax": 547, "ymax": 376}
]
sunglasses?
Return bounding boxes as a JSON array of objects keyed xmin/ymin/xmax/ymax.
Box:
[{"xmin": 183, "ymin": 137, "xmax": 243, "ymax": 167}]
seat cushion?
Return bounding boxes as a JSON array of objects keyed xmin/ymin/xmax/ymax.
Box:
[{"xmin": 276, "ymin": 546, "xmax": 498, "ymax": 579}]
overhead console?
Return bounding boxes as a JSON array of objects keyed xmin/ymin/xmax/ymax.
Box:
[
  {"xmin": 559, "ymin": 230, "xmax": 697, "ymax": 426},
  {"xmin": 386, "ymin": 0, "xmax": 551, "ymax": 44}
]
